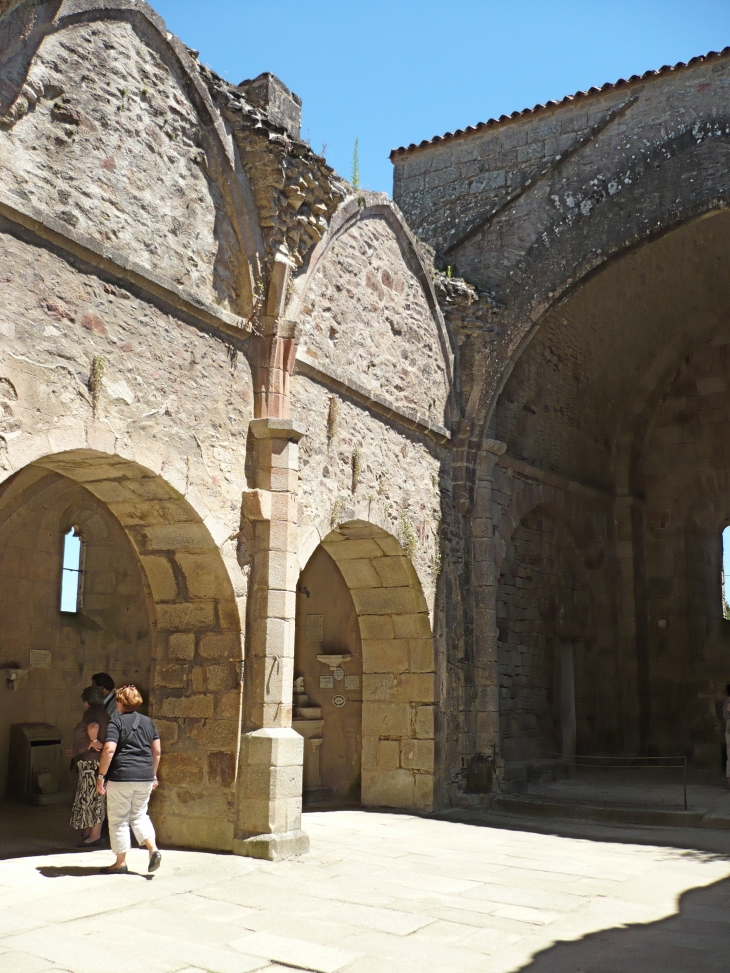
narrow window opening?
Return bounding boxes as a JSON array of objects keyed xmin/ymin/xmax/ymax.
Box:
[
  {"xmin": 60, "ymin": 527, "xmax": 84, "ymax": 613},
  {"xmin": 720, "ymin": 527, "xmax": 730, "ymax": 621}
]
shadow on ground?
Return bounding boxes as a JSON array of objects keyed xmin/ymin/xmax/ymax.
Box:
[
  {"xmin": 0, "ymin": 800, "xmax": 83, "ymax": 859},
  {"xmin": 517, "ymin": 875, "xmax": 730, "ymax": 972},
  {"xmin": 37, "ymin": 865, "xmax": 153, "ymax": 880},
  {"xmin": 436, "ymin": 806, "xmax": 730, "ymax": 858}
]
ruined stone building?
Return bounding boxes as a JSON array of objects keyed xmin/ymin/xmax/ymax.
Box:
[{"xmin": 0, "ymin": 0, "xmax": 729, "ymax": 858}]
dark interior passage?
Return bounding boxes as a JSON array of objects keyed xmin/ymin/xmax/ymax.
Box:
[{"xmin": 492, "ymin": 210, "xmax": 730, "ymax": 770}]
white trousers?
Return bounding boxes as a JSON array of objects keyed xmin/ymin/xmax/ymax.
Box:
[{"xmin": 106, "ymin": 781, "xmax": 156, "ymax": 855}]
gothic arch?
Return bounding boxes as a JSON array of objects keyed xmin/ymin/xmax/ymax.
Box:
[
  {"xmin": 467, "ymin": 134, "xmax": 730, "ymax": 499},
  {"xmin": 0, "ymin": 0, "xmax": 264, "ymax": 315},
  {"xmin": 285, "ymin": 194, "xmax": 457, "ymax": 427}
]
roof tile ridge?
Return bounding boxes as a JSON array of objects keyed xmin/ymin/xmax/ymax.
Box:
[{"xmin": 390, "ymin": 45, "xmax": 730, "ymax": 159}]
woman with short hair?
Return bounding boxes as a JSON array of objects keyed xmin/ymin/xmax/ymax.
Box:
[{"xmin": 95, "ymin": 685, "xmax": 162, "ymax": 874}]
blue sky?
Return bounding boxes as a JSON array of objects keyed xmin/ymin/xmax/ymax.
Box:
[{"xmin": 150, "ymin": 1, "xmax": 730, "ymax": 194}]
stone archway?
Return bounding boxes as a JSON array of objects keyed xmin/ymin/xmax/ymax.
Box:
[
  {"xmin": 295, "ymin": 520, "xmax": 437, "ymax": 813},
  {"xmin": 0, "ymin": 448, "xmax": 244, "ymax": 851}
]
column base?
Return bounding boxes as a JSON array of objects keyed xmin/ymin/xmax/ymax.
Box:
[{"xmin": 233, "ymin": 828, "xmax": 310, "ymax": 861}]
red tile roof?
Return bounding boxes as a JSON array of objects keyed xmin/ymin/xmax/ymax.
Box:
[{"xmin": 389, "ymin": 47, "xmax": 730, "ymax": 160}]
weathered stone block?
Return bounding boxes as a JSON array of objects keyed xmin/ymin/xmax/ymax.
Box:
[
  {"xmin": 371, "ymin": 556, "xmax": 413, "ymax": 588},
  {"xmin": 175, "ymin": 552, "xmax": 231, "ymax": 599},
  {"xmin": 336, "ymin": 558, "xmax": 383, "ymax": 589},
  {"xmin": 154, "ymin": 719, "xmax": 179, "ymax": 745},
  {"xmin": 359, "ymin": 614, "xmax": 396, "ymax": 639},
  {"xmin": 155, "ymin": 664, "xmax": 187, "ymax": 689},
  {"xmin": 191, "ymin": 667, "xmax": 205, "ymax": 693},
  {"xmin": 361, "ymin": 701, "xmax": 411, "ymax": 738},
  {"xmin": 414, "ymin": 772, "xmax": 434, "ymax": 811},
  {"xmin": 362, "ymin": 638, "xmax": 409, "ymax": 673},
  {"xmin": 207, "ymin": 751, "xmax": 236, "ymax": 787},
  {"xmin": 400, "ymin": 739, "xmax": 434, "ymax": 771},
  {"xmin": 199, "ymin": 632, "xmax": 240, "ymax": 659},
  {"xmin": 351, "ymin": 586, "xmax": 421, "ymax": 615},
  {"xmin": 160, "ymin": 694, "xmax": 215, "ymax": 719},
  {"xmin": 239, "ymin": 727, "xmax": 303, "ymax": 767},
  {"xmin": 156, "ymin": 601, "xmax": 217, "ymax": 631},
  {"xmin": 408, "ymin": 638, "xmax": 435, "ymax": 672},
  {"xmin": 160, "ymin": 752, "xmax": 205, "ymax": 786},
  {"xmin": 361, "ymin": 768, "xmax": 414, "ymax": 809},
  {"xmin": 415, "ymin": 705, "xmax": 435, "ymax": 739},
  {"xmin": 326, "ymin": 538, "xmax": 384, "ymax": 561},
  {"xmin": 168, "ymin": 632, "xmax": 196, "ymax": 660},
  {"xmin": 392, "ymin": 613, "xmax": 432, "ymax": 638},
  {"xmin": 142, "ymin": 522, "xmax": 212, "ymax": 551},
  {"xmin": 205, "ymin": 663, "xmax": 237, "ymax": 691},
  {"xmin": 190, "ymin": 719, "xmax": 238, "ymax": 749}
]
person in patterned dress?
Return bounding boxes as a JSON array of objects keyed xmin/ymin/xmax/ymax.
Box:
[{"xmin": 66, "ymin": 686, "xmax": 110, "ymax": 846}]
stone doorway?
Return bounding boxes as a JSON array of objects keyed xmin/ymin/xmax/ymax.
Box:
[
  {"xmin": 294, "ymin": 520, "xmax": 437, "ymax": 813},
  {"xmin": 294, "ymin": 545, "xmax": 362, "ymax": 806}
]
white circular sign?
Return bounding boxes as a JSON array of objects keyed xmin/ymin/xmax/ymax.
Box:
[
  {"xmin": 333, "ymin": 666, "xmax": 344, "ymax": 681},
  {"xmin": 333, "ymin": 694, "xmax": 346, "ymax": 708}
]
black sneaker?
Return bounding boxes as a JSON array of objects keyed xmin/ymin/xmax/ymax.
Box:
[{"xmin": 148, "ymin": 850, "xmax": 162, "ymax": 872}]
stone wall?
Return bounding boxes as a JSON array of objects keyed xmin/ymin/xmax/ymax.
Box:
[
  {"xmin": 1, "ymin": 18, "xmax": 238, "ymax": 310},
  {"xmin": 0, "ymin": 1, "xmax": 462, "ymax": 844},
  {"xmin": 497, "ymin": 506, "xmax": 595, "ymax": 762},
  {"xmin": 0, "ymin": 227, "xmax": 253, "ymax": 521},
  {"xmin": 297, "ymin": 211, "xmax": 450, "ymax": 422},
  {"xmin": 0, "ymin": 226, "xmax": 250, "ymax": 849}
]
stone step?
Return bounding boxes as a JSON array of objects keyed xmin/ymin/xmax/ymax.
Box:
[{"xmin": 493, "ymin": 795, "xmax": 707, "ymax": 829}]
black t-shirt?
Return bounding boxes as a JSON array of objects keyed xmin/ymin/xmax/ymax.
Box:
[{"xmin": 105, "ymin": 711, "xmax": 159, "ymax": 782}]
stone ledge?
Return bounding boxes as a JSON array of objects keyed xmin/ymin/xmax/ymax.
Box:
[
  {"xmin": 249, "ymin": 418, "xmax": 306, "ymax": 442},
  {"xmin": 294, "ymin": 349, "xmax": 451, "ymax": 444},
  {"xmin": 0, "ymin": 197, "xmax": 252, "ymax": 344}
]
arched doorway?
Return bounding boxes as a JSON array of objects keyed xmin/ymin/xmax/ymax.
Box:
[
  {"xmin": 0, "ymin": 449, "xmax": 244, "ymax": 851},
  {"xmin": 294, "ymin": 545, "xmax": 362, "ymax": 805},
  {"xmin": 294, "ymin": 520, "xmax": 437, "ymax": 812}
]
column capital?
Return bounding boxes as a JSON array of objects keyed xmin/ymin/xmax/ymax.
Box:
[{"xmin": 249, "ymin": 418, "xmax": 306, "ymax": 442}]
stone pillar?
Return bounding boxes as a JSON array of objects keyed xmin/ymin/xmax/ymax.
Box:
[
  {"xmin": 613, "ymin": 494, "xmax": 645, "ymax": 753},
  {"xmin": 233, "ymin": 416, "xmax": 309, "ymax": 860},
  {"xmin": 470, "ymin": 439, "xmax": 506, "ymax": 782}
]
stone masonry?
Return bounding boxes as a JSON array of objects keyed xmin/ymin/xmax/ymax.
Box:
[{"xmin": 2, "ymin": 0, "xmax": 730, "ymax": 858}]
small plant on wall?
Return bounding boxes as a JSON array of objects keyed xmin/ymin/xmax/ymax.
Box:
[
  {"xmin": 351, "ymin": 445, "xmax": 362, "ymax": 494},
  {"xmin": 399, "ymin": 511, "xmax": 418, "ymax": 560},
  {"xmin": 432, "ymin": 534, "xmax": 442, "ymax": 577},
  {"xmin": 89, "ymin": 354, "xmax": 107, "ymax": 418},
  {"xmin": 331, "ymin": 496, "xmax": 347, "ymax": 530},
  {"xmin": 327, "ymin": 395, "xmax": 338, "ymax": 447}
]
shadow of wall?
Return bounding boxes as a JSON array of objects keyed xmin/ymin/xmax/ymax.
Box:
[{"xmin": 517, "ymin": 871, "xmax": 730, "ymax": 973}]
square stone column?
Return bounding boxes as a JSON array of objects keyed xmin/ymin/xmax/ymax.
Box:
[{"xmin": 233, "ymin": 417, "xmax": 309, "ymax": 861}]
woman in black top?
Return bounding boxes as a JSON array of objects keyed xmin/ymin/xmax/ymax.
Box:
[{"xmin": 96, "ymin": 685, "xmax": 162, "ymax": 874}]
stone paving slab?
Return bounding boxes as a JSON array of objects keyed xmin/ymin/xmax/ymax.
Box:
[{"xmin": 1, "ymin": 810, "xmax": 730, "ymax": 972}]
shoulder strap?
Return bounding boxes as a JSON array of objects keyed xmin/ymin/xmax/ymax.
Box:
[{"xmin": 118, "ymin": 712, "xmax": 141, "ymax": 749}]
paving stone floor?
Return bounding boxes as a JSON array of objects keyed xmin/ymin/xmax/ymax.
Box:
[{"xmin": 1, "ymin": 809, "xmax": 730, "ymax": 973}]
